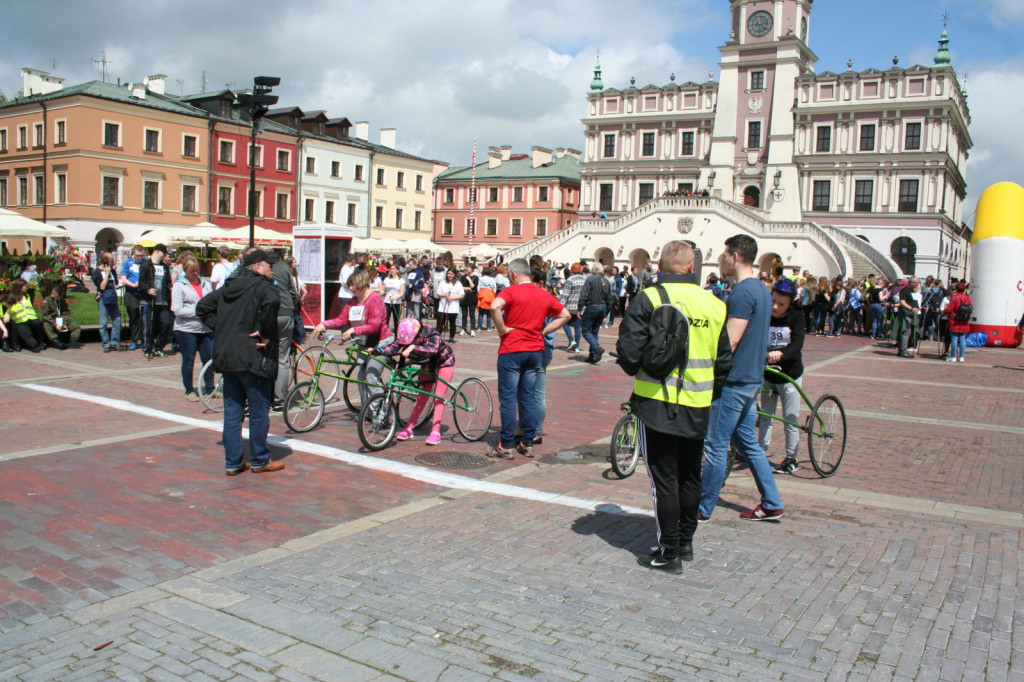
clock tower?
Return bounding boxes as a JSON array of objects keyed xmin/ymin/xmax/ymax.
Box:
[{"xmin": 707, "ymin": 0, "xmax": 816, "ymax": 220}]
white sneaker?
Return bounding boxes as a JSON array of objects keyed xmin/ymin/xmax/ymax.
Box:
[
  {"xmin": 945, "ymin": 357, "xmax": 956, "ymax": 362},
  {"xmin": 470, "ymin": 330, "xmax": 475, "ymax": 337},
  {"xmin": 958, "ymin": 357, "xmax": 964, "ymax": 363},
  {"xmin": 459, "ymin": 330, "xmax": 467, "ymax": 337}
]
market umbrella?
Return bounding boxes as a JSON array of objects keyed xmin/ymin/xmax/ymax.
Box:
[
  {"xmin": 136, "ymin": 228, "xmax": 176, "ymax": 248},
  {"xmin": 211, "ymin": 225, "xmax": 292, "ymax": 246},
  {"xmin": 404, "ymin": 238, "xmax": 445, "ymax": 253},
  {"xmin": 171, "ymin": 221, "xmax": 232, "ymax": 245},
  {"xmin": 460, "ymin": 243, "xmax": 499, "ymax": 259},
  {"xmin": 0, "ymin": 208, "xmax": 70, "ymax": 238}
]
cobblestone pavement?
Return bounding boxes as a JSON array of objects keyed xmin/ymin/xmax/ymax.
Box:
[{"xmin": 1, "ymin": 328, "xmax": 1022, "ymax": 680}]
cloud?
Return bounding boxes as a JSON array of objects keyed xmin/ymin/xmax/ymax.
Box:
[{"xmin": 984, "ymin": 0, "xmax": 1024, "ymax": 23}]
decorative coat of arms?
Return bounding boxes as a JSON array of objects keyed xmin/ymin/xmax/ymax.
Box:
[
  {"xmin": 677, "ymin": 217, "xmax": 694, "ymax": 234},
  {"xmin": 748, "ymin": 96, "xmax": 763, "ymax": 114}
]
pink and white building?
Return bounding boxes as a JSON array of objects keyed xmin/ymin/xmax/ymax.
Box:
[{"xmin": 508, "ymin": 0, "xmax": 971, "ymax": 282}]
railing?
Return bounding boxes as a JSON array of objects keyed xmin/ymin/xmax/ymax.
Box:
[{"xmin": 814, "ymin": 223, "xmax": 903, "ymax": 282}]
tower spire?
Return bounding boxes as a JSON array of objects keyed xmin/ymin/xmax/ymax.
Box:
[
  {"xmin": 934, "ymin": 16, "xmax": 952, "ymax": 66},
  {"xmin": 590, "ymin": 51, "xmax": 603, "ymax": 93}
]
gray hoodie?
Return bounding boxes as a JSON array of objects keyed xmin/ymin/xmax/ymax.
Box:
[{"xmin": 172, "ymin": 277, "xmax": 213, "ymax": 334}]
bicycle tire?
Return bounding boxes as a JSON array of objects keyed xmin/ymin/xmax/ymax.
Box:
[
  {"xmin": 807, "ymin": 394, "xmax": 846, "ymax": 477},
  {"xmin": 357, "ymin": 395, "xmax": 399, "ymax": 451},
  {"xmin": 197, "ymin": 360, "xmax": 224, "ymax": 413},
  {"xmin": 610, "ymin": 414, "xmax": 640, "ymax": 478},
  {"xmin": 342, "ymin": 364, "xmax": 364, "ymax": 413},
  {"xmin": 394, "ymin": 386, "xmax": 432, "ymax": 431},
  {"xmin": 283, "ymin": 381, "xmax": 325, "ymax": 433},
  {"xmin": 453, "ymin": 377, "xmax": 493, "ymax": 441},
  {"xmin": 293, "ymin": 345, "xmax": 340, "ymax": 404}
]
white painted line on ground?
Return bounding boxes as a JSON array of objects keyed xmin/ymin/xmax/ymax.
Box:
[{"xmin": 17, "ymin": 383, "xmax": 651, "ymax": 518}]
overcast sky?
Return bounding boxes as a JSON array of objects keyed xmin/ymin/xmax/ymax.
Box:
[{"xmin": 1, "ymin": 0, "xmax": 1019, "ymax": 221}]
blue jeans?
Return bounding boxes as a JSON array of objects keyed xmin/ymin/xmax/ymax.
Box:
[
  {"xmin": 98, "ymin": 297, "xmax": 121, "ymax": 348},
  {"xmin": 828, "ymin": 309, "xmax": 843, "ymax": 336},
  {"xmin": 871, "ymin": 303, "xmax": 885, "ymax": 337},
  {"xmin": 563, "ymin": 313, "xmax": 582, "ymax": 347},
  {"xmin": 222, "ymin": 371, "xmax": 272, "ymax": 471},
  {"xmin": 477, "ymin": 308, "xmax": 492, "ymax": 330},
  {"xmin": 580, "ymin": 305, "xmax": 606, "ymax": 358},
  {"xmin": 497, "ymin": 350, "xmax": 542, "ymax": 447},
  {"xmin": 174, "ymin": 330, "xmax": 214, "ymax": 394},
  {"xmin": 699, "ymin": 382, "xmax": 783, "ymax": 518},
  {"xmin": 949, "ymin": 331, "xmax": 967, "ymax": 360}
]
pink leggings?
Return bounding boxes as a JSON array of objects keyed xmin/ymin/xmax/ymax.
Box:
[{"xmin": 407, "ymin": 365, "xmax": 455, "ymax": 432}]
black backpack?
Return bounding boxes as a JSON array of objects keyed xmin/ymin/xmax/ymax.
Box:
[
  {"xmin": 642, "ymin": 286, "xmax": 690, "ymax": 388},
  {"xmin": 954, "ymin": 300, "xmax": 973, "ymax": 322}
]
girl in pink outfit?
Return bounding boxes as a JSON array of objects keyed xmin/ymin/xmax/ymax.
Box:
[
  {"xmin": 312, "ymin": 268, "xmax": 392, "ymax": 403},
  {"xmin": 384, "ymin": 318, "xmax": 456, "ymax": 446}
]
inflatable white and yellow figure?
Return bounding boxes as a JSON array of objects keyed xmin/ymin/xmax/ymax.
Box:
[{"xmin": 969, "ymin": 182, "xmax": 1024, "ymax": 347}]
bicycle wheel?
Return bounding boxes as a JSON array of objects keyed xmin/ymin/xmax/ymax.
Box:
[
  {"xmin": 395, "ymin": 387, "xmax": 432, "ymax": 431},
  {"xmin": 453, "ymin": 377, "xmax": 493, "ymax": 441},
  {"xmin": 807, "ymin": 394, "xmax": 846, "ymax": 477},
  {"xmin": 610, "ymin": 414, "xmax": 640, "ymax": 478},
  {"xmin": 342, "ymin": 364, "xmax": 364, "ymax": 413},
  {"xmin": 293, "ymin": 345, "xmax": 340, "ymax": 403},
  {"xmin": 197, "ymin": 360, "xmax": 224, "ymax": 413},
  {"xmin": 357, "ymin": 395, "xmax": 399, "ymax": 451},
  {"xmin": 283, "ymin": 381, "xmax": 325, "ymax": 433}
]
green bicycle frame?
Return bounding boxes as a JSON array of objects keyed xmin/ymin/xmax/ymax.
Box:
[
  {"xmin": 759, "ymin": 366, "xmax": 825, "ymax": 436},
  {"xmin": 381, "ymin": 363, "xmax": 472, "ymax": 412}
]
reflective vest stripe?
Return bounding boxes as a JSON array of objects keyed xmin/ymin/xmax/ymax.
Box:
[
  {"xmin": 632, "ymin": 283, "xmax": 726, "ymax": 409},
  {"xmin": 10, "ymin": 299, "xmax": 39, "ymax": 324}
]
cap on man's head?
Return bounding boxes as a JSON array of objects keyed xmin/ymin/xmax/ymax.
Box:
[
  {"xmin": 153, "ymin": 243, "xmax": 168, "ymax": 254},
  {"xmin": 243, "ymin": 249, "xmax": 271, "ymax": 267}
]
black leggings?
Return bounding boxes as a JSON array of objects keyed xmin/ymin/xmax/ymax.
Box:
[
  {"xmin": 438, "ymin": 312, "xmax": 458, "ymax": 340},
  {"xmin": 386, "ymin": 303, "xmax": 402, "ymax": 333}
]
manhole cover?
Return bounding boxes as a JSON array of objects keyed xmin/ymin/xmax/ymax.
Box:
[{"xmin": 415, "ymin": 451, "xmax": 493, "ymax": 470}]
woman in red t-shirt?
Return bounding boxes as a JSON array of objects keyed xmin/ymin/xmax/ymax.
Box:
[{"xmin": 942, "ymin": 282, "xmax": 973, "ymax": 363}]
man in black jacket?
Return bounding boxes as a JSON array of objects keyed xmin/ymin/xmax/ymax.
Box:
[
  {"xmin": 197, "ymin": 249, "xmax": 283, "ymax": 475},
  {"xmin": 578, "ymin": 265, "xmax": 616, "ymax": 363},
  {"xmin": 138, "ymin": 244, "xmax": 174, "ymax": 358}
]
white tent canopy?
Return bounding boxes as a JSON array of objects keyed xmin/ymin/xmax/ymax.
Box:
[
  {"xmin": 0, "ymin": 208, "xmax": 70, "ymax": 238},
  {"xmin": 459, "ymin": 244, "xmax": 499, "ymax": 259}
]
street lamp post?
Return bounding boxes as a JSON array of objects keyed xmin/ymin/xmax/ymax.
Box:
[{"xmin": 236, "ymin": 76, "xmax": 280, "ymax": 248}]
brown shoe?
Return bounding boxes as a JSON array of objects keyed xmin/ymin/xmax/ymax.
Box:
[
  {"xmin": 226, "ymin": 463, "xmax": 250, "ymax": 476},
  {"xmin": 252, "ymin": 461, "xmax": 285, "ymax": 473}
]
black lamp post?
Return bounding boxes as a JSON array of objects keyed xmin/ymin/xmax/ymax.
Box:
[{"xmin": 236, "ymin": 76, "xmax": 280, "ymax": 248}]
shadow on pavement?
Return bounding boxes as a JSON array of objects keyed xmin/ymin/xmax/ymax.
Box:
[{"xmin": 570, "ymin": 503, "xmax": 652, "ymax": 555}]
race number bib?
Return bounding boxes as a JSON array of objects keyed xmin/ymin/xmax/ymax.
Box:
[
  {"xmin": 768, "ymin": 327, "xmax": 792, "ymax": 347},
  {"xmin": 349, "ymin": 305, "xmax": 365, "ymax": 322}
]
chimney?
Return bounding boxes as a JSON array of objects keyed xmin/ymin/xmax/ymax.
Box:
[
  {"xmin": 555, "ymin": 147, "xmax": 566, "ymax": 158},
  {"xmin": 355, "ymin": 121, "xmax": 369, "ymax": 140},
  {"xmin": 531, "ymin": 146, "xmax": 553, "ymax": 168},
  {"xmin": 131, "ymin": 82, "xmax": 147, "ymax": 99},
  {"xmin": 379, "ymin": 128, "xmax": 396, "ymax": 148},
  {"xmin": 565, "ymin": 148, "xmax": 582, "ymax": 159},
  {"xmin": 488, "ymin": 150, "xmax": 502, "ymax": 169},
  {"xmin": 500, "ymin": 145, "xmax": 512, "ymax": 161},
  {"xmin": 21, "ymin": 67, "xmax": 64, "ymax": 96},
  {"xmin": 145, "ymin": 74, "xmax": 166, "ymax": 95}
]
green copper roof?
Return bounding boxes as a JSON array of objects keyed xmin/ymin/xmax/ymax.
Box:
[
  {"xmin": 437, "ymin": 153, "xmax": 579, "ymax": 183},
  {"xmin": 0, "ymin": 80, "xmax": 207, "ymax": 118},
  {"xmin": 934, "ymin": 29, "xmax": 951, "ymax": 66},
  {"xmin": 590, "ymin": 61, "xmax": 604, "ymax": 92}
]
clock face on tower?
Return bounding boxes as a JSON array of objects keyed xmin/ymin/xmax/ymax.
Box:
[{"xmin": 747, "ymin": 10, "xmax": 773, "ymax": 37}]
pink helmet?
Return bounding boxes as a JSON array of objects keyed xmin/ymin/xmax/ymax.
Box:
[{"xmin": 396, "ymin": 318, "xmax": 422, "ymax": 345}]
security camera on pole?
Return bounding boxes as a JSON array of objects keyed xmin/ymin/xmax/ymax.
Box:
[{"xmin": 236, "ymin": 76, "xmax": 280, "ymax": 248}]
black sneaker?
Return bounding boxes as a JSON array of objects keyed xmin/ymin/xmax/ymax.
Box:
[
  {"xmin": 772, "ymin": 458, "xmax": 799, "ymax": 474},
  {"xmin": 636, "ymin": 552, "xmax": 683, "ymax": 574}
]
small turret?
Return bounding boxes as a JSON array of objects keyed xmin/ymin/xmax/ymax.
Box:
[
  {"xmin": 590, "ymin": 60, "xmax": 604, "ymax": 93},
  {"xmin": 934, "ymin": 29, "xmax": 952, "ymax": 66}
]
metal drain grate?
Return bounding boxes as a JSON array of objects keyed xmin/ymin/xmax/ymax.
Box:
[{"xmin": 415, "ymin": 451, "xmax": 493, "ymax": 470}]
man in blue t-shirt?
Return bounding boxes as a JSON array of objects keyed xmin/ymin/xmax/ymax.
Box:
[
  {"xmin": 698, "ymin": 234, "xmax": 785, "ymax": 522},
  {"xmin": 119, "ymin": 245, "xmax": 147, "ymax": 349}
]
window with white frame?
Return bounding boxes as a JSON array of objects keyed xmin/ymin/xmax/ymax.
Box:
[
  {"xmin": 747, "ymin": 121, "xmax": 762, "ymax": 148},
  {"xmin": 375, "ymin": 205, "xmax": 383, "ymax": 227},
  {"xmin": 331, "ymin": 161, "xmax": 340, "ymax": 178},
  {"xmin": 376, "ymin": 168, "xmax": 385, "ymax": 185},
  {"xmin": 347, "ymin": 203, "xmax": 357, "ymax": 225},
  {"xmin": 55, "ymin": 120, "xmax": 66, "ymax": 145},
  {"xmin": 395, "ymin": 208, "xmax": 403, "ymax": 229},
  {"xmin": 854, "ymin": 180, "xmax": 873, "ymax": 212},
  {"xmin": 33, "ymin": 175, "xmax": 43, "ymax": 205},
  {"xmin": 485, "ymin": 218, "xmax": 497, "ymax": 236},
  {"xmin": 681, "ymin": 131, "xmax": 695, "ymax": 156},
  {"xmin": 904, "ymin": 122, "xmax": 922, "ymax": 150},
  {"xmin": 34, "ymin": 123, "xmax": 43, "ymax": 147},
  {"xmin": 466, "ymin": 218, "xmax": 475, "ymax": 236},
  {"xmin": 248, "ymin": 144, "xmax": 263, "ymax": 168},
  {"xmin": 750, "ymin": 70, "xmax": 765, "ymax": 90},
  {"xmin": 143, "ymin": 180, "xmax": 160, "ymax": 210},
  {"xmin": 217, "ymin": 186, "xmax": 232, "ymax": 214},
  {"xmin": 325, "ymin": 200, "xmax": 335, "ymax": 223},
  {"xmin": 815, "ymin": 126, "xmax": 831, "ymax": 152},
  {"xmin": 277, "ymin": 149, "xmax": 290, "ymax": 171},
  {"xmin": 859, "ymin": 124, "xmax": 876, "ymax": 152},
  {"xmin": 0, "ymin": 177, "xmax": 7, "ymax": 206},
  {"xmin": 305, "ymin": 157, "xmax": 316, "ymax": 174},
  {"xmin": 182, "ymin": 184, "xmax": 198, "ymax": 213},
  {"xmin": 103, "ymin": 122, "xmax": 119, "ymax": 147},
  {"xmin": 415, "ymin": 174, "xmax": 424, "ymax": 191},
  {"xmin": 444, "ymin": 187, "xmax": 454, "ymax": 204},
  {"xmin": 55, "ymin": 171, "xmax": 67, "ymax": 204},
  {"xmin": 144, "ymin": 129, "xmax": 160, "ymax": 153},
  {"xmin": 0, "ymin": 128, "xmax": 7, "ymax": 152},
  {"xmin": 442, "ymin": 218, "xmax": 453, "ymax": 235},
  {"xmin": 102, "ymin": 175, "xmax": 120, "ymax": 207},
  {"xmin": 304, "ymin": 198, "xmax": 315, "ymax": 222},
  {"xmin": 355, "ymin": 164, "xmax": 364, "ymax": 181},
  {"xmin": 219, "ymin": 140, "xmax": 234, "ymax": 164},
  {"xmin": 396, "ymin": 171, "xmax": 405, "ymax": 189},
  {"xmin": 513, "ymin": 186, "xmax": 524, "ymax": 202},
  {"xmin": 183, "ymin": 134, "xmax": 197, "ymax": 158},
  {"xmin": 488, "ymin": 186, "xmax": 499, "ymax": 203},
  {"xmin": 414, "ymin": 210, "xmax": 421, "ymax": 230},
  {"xmin": 18, "ymin": 125, "xmax": 28, "ymax": 149},
  {"xmin": 812, "ymin": 180, "xmax": 830, "ymax": 211},
  {"xmin": 276, "ymin": 192, "xmax": 289, "ymax": 220},
  {"xmin": 639, "ymin": 183, "xmax": 654, "ymax": 204},
  {"xmin": 537, "ymin": 186, "xmax": 549, "ymax": 202},
  {"xmin": 535, "ymin": 218, "xmax": 547, "ymax": 236},
  {"xmin": 642, "ymin": 132, "xmax": 655, "ymax": 156},
  {"xmin": 898, "ymin": 179, "xmax": 919, "ymax": 212},
  {"xmin": 17, "ymin": 175, "xmax": 28, "ymax": 205},
  {"xmin": 603, "ymin": 134, "xmax": 615, "ymax": 157},
  {"xmin": 511, "ymin": 218, "xmax": 522, "ymax": 236},
  {"xmin": 251, "ymin": 189, "xmax": 262, "ymax": 218}
]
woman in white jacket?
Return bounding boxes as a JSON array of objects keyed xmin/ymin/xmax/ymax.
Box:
[
  {"xmin": 434, "ymin": 268, "xmax": 464, "ymax": 342},
  {"xmin": 171, "ymin": 257, "xmax": 215, "ymax": 402}
]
